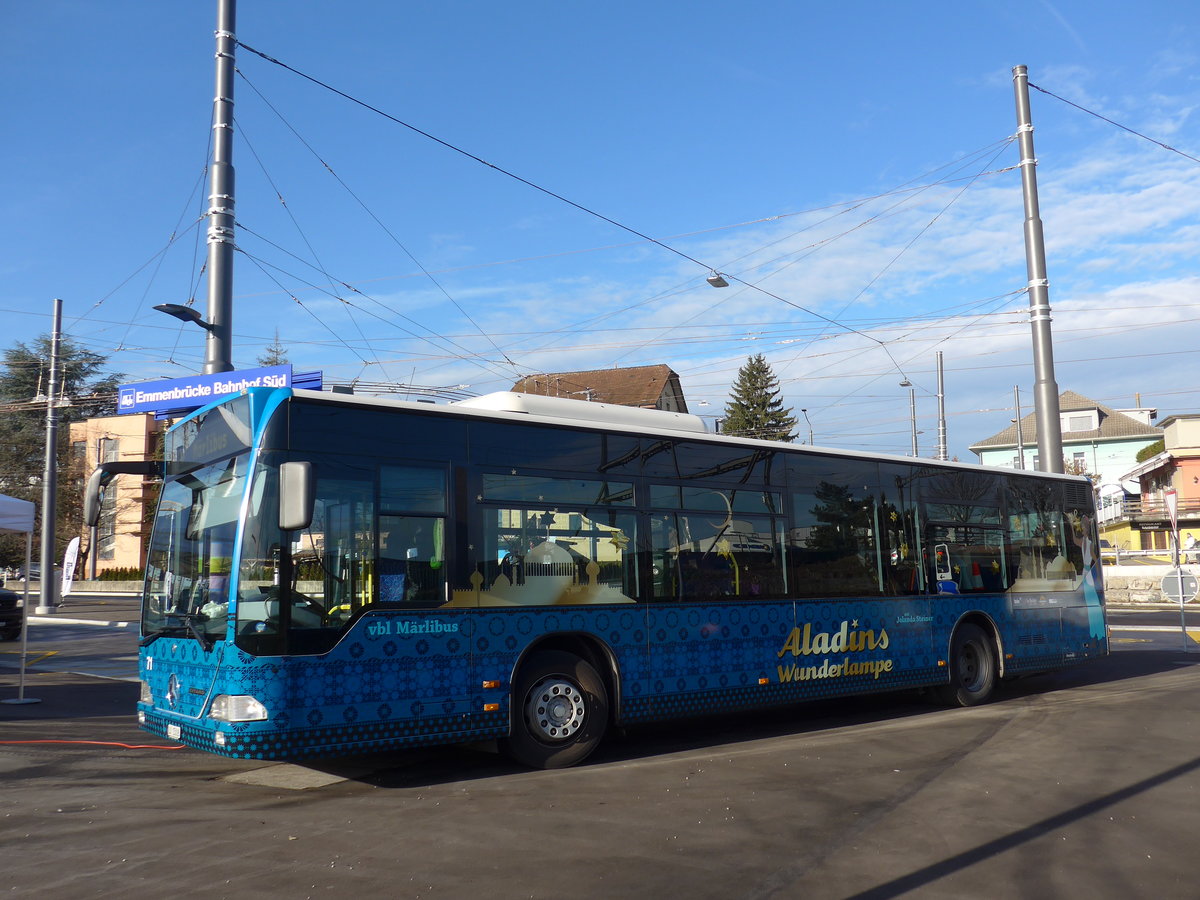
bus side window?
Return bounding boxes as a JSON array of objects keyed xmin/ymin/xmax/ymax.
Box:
[
  {"xmin": 379, "ymin": 516, "xmax": 445, "ymax": 607},
  {"xmin": 465, "ymin": 507, "xmax": 637, "ymax": 607}
]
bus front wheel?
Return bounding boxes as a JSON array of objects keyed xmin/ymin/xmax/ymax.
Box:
[
  {"xmin": 937, "ymin": 623, "xmax": 997, "ymax": 707},
  {"xmin": 503, "ymin": 651, "xmax": 608, "ymax": 769}
]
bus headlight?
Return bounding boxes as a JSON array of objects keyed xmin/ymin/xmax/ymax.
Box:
[
  {"xmin": 140, "ymin": 681, "xmax": 152, "ymax": 704},
  {"xmin": 209, "ymin": 694, "xmax": 268, "ymax": 722}
]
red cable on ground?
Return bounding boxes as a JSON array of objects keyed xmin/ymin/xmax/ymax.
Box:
[{"xmin": 0, "ymin": 739, "xmax": 186, "ymax": 750}]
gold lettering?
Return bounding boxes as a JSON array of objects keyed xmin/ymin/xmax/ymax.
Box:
[
  {"xmin": 777, "ymin": 621, "xmax": 893, "ymax": 661},
  {"xmin": 830, "ymin": 620, "xmax": 849, "ymax": 653},
  {"xmin": 778, "ymin": 628, "xmax": 802, "ymax": 658}
]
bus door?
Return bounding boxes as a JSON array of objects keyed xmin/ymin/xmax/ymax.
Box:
[{"xmin": 648, "ymin": 487, "xmax": 790, "ymax": 692}]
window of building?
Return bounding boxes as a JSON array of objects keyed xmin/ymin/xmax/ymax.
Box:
[{"xmin": 1061, "ymin": 411, "xmax": 1098, "ymax": 433}]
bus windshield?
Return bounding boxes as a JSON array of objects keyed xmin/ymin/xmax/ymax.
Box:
[
  {"xmin": 142, "ymin": 394, "xmax": 257, "ymax": 646},
  {"xmin": 142, "ymin": 453, "xmax": 254, "ymax": 644}
]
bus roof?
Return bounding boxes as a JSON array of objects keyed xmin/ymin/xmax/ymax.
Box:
[
  {"xmin": 285, "ymin": 387, "xmax": 1089, "ymax": 485},
  {"xmin": 455, "ymin": 391, "xmax": 709, "ymax": 433}
]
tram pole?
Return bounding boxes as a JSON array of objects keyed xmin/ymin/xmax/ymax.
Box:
[
  {"xmin": 1012, "ymin": 65, "xmax": 1063, "ymax": 474},
  {"xmin": 204, "ymin": 0, "xmax": 237, "ymax": 374},
  {"xmin": 35, "ymin": 298, "xmax": 62, "ymax": 614}
]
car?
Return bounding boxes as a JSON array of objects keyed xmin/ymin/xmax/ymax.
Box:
[
  {"xmin": 0, "ymin": 587, "xmax": 22, "ymax": 642},
  {"xmin": 13, "ymin": 564, "xmax": 62, "ymax": 582}
]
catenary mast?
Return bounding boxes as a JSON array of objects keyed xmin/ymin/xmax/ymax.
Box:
[{"xmin": 204, "ymin": 0, "xmax": 237, "ymax": 373}]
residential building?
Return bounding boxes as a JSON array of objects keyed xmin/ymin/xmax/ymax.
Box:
[
  {"xmin": 68, "ymin": 413, "xmax": 164, "ymax": 577},
  {"xmin": 1108, "ymin": 414, "xmax": 1200, "ymax": 552},
  {"xmin": 512, "ymin": 364, "xmax": 689, "ymax": 412},
  {"xmin": 969, "ymin": 390, "xmax": 1162, "ymax": 489}
]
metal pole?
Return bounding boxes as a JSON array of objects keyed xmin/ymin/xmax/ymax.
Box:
[
  {"xmin": 87, "ymin": 437, "xmax": 101, "ymax": 580},
  {"xmin": 1013, "ymin": 386, "xmax": 1026, "ymax": 469},
  {"xmin": 800, "ymin": 408, "xmax": 814, "ymax": 445},
  {"xmin": 204, "ymin": 0, "xmax": 237, "ymax": 374},
  {"xmin": 935, "ymin": 351, "xmax": 947, "ymax": 461},
  {"xmin": 1172, "ymin": 538, "xmax": 1189, "ymax": 652},
  {"xmin": 1, "ymin": 529, "xmax": 38, "ymax": 704},
  {"xmin": 1012, "ymin": 65, "xmax": 1063, "ymax": 473},
  {"xmin": 1178, "ymin": 564, "xmax": 1189, "ymax": 652},
  {"xmin": 908, "ymin": 388, "xmax": 918, "ymax": 457},
  {"xmin": 35, "ymin": 299, "xmax": 62, "ymax": 614}
]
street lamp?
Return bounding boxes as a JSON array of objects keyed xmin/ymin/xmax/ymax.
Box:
[
  {"xmin": 153, "ymin": 303, "xmax": 214, "ymax": 330},
  {"xmin": 800, "ymin": 408, "xmax": 814, "ymax": 445},
  {"xmin": 899, "ymin": 379, "xmax": 918, "ymax": 457}
]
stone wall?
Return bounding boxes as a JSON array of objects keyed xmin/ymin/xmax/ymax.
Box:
[
  {"xmin": 1102, "ymin": 566, "xmax": 1197, "ymax": 605},
  {"xmin": 4, "ymin": 580, "xmax": 144, "ymax": 594}
]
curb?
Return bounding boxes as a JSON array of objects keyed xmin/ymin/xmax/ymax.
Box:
[{"xmin": 26, "ymin": 616, "xmax": 136, "ymax": 628}]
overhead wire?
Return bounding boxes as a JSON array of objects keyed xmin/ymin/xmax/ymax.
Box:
[
  {"xmin": 775, "ymin": 138, "xmax": 1017, "ymax": 373},
  {"xmin": 66, "ymin": 106, "xmax": 217, "ymax": 358},
  {"xmin": 1029, "ymin": 82, "xmax": 1200, "ymax": 166},
  {"xmin": 235, "ymin": 115, "xmax": 396, "ymax": 381},
  {"xmin": 235, "ymin": 41, "xmax": 728, "ymax": 277},
  {"xmin": 234, "ymin": 39, "xmax": 1006, "ymax": 380},
  {"xmin": 234, "ymin": 222, "xmax": 519, "ymax": 380},
  {"xmin": 237, "ymin": 251, "xmax": 379, "ymax": 369},
  {"xmin": 57, "ymin": 53, "xmax": 1197, "ymax": 457},
  {"xmin": 234, "ymin": 241, "xmax": 522, "ymax": 382},
  {"xmin": 237, "ymin": 68, "xmax": 521, "ymax": 375}
]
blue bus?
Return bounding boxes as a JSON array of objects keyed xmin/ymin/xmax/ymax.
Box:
[{"xmin": 86, "ymin": 387, "xmax": 1107, "ymax": 768}]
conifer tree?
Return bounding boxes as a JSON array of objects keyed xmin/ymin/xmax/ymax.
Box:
[
  {"xmin": 256, "ymin": 329, "xmax": 290, "ymax": 366},
  {"xmin": 720, "ymin": 354, "xmax": 797, "ymax": 442},
  {"xmin": 0, "ymin": 335, "xmax": 121, "ymax": 567}
]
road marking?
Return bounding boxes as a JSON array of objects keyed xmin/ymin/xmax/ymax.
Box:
[
  {"xmin": 221, "ymin": 764, "xmax": 351, "ymax": 790},
  {"xmin": 27, "ymin": 616, "xmax": 134, "ymax": 628},
  {"xmin": 0, "ymin": 649, "xmax": 58, "ymax": 664},
  {"xmin": 1110, "ymin": 626, "xmax": 1200, "ymax": 644}
]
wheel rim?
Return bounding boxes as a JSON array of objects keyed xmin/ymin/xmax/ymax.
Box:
[
  {"xmin": 957, "ymin": 640, "xmax": 985, "ymax": 691},
  {"xmin": 525, "ymin": 676, "xmax": 586, "ymax": 742}
]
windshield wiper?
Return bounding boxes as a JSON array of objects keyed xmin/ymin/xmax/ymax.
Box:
[{"xmin": 141, "ymin": 612, "xmax": 214, "ymax": 652}]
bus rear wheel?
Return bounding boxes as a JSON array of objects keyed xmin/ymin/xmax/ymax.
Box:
[
  {"xmin": 503, "ymin": 651, "xmax": 608, "ymax": 769},
  {"xmin": 937, "ymin": 623, "xmax": 997, "ymax": 707}
]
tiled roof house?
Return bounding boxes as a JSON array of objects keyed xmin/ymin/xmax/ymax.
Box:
[{"xmin": 512, "ymin": 365, "xmax": 689, "ymax": 413}]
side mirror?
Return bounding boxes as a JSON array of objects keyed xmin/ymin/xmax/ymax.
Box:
[
  {"xmin": 83, "ymin": 468, "xmax": 108, "ymax": 527},
  {"xmin": 278, "ymin": 461, "xmax": 314, "ymax": 532},
  {"xmin": 83, "ymin": 461, "xmax": 163, "ymax": 528}
]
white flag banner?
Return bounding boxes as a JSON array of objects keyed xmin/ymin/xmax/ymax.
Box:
[{"xmin": 61, "ymin": 536, "xmax": 80, "ymax": 597}]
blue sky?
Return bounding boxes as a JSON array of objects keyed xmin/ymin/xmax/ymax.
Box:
[{"xmin": 5, "ymin": 1, "xmax": 1200, "ymax": 461}]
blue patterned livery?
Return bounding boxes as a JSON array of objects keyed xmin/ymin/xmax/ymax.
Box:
[{"xmin": 89, "ymin": 386, "xmax": 1107, "ymax": 768}]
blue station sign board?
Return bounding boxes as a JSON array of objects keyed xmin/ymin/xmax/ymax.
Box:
[{"xmin": 118, "ymin": 365, "xmax": 294, "ymax": 416}]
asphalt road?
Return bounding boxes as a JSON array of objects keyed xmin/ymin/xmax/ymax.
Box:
[{"xmin": 3, "ymin": 604, "xmax": 1200, "ymax": 899}]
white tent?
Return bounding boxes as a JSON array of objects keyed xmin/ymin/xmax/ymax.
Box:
[
  {"xmin": 0, "ymin": 493, "xmax": 37, "ymax": 704},
  {"xmin": 0, "ymin": 493, "xmax": 34, "ymax": 535}
]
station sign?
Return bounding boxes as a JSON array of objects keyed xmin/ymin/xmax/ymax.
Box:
[{"xmin": 117, "ymin": 365, "xmax": 293, "ymax": 416}]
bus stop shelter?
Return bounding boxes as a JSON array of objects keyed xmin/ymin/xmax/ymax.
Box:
[{"xmin": 0, "ymin": 492, "xmax": 37, "ymax": 704}]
